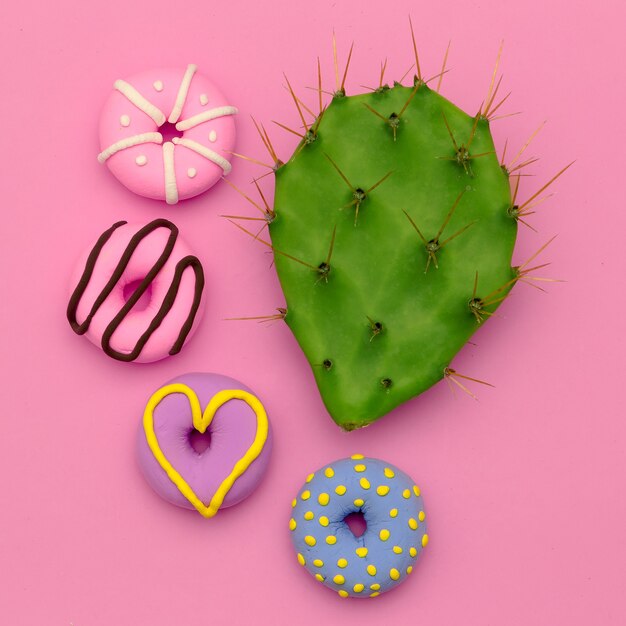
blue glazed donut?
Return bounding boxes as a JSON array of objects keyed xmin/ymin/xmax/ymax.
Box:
[{"xmin": 289, "ymin": 455, "xmax": 428, "ymax": 598}]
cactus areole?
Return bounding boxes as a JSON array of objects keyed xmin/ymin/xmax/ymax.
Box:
[{"xmin": 236, "ymin": 42, "xmax": 564, "ymax": 430}]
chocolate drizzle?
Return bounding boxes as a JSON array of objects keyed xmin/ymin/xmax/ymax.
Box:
[{"xmin": 67, "ymin": 219, "xmax": 205, "ymax": 362}]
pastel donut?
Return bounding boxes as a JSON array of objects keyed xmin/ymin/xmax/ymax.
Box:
[
  {"xmin": 98, "ymin": 64, "xmax": 237, "ymax": 204},
  {"xmin": 137, "ymin": 373, "xmax": 272, "ymax": 517},
  {"xmin": 67, "ymin": 219, "xmax": 204, "ymax": 363},
  {"xmin": 290, "ymin": 456, "xmax": 428, "ymax": 598}
]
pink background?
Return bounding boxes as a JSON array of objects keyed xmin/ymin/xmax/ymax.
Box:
[{"xmin": 1, "ymin": 0, "xmax": 624, "ymax": 624}]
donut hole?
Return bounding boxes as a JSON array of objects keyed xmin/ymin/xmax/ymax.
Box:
[
  {"xmin": 123, "ymin": 279, "xmax": 153, "ymax": 311},
  {"xmin": 344, "ymin": 511, "xmax": 367, "ymax": 538},
  {"xmin": 159, "ymin": 121, "xmax": 184, "ymax": 142},
  {"xmin": 188, "ymin": 428, "xmax": 212, "ymax": 454}
]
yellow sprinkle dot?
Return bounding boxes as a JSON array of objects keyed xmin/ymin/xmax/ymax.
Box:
[
  {"xmin": 291, "ymin": 498, "xmax": 297, "ymax": 508},
  {"xmin": 392, "ymin": 545, "xmax": 403, "ymax": 554},
  {"xmin": 376, "ymin": 485, "xmax": 390, "ymax": 496},
  {"xmin": 379, "ymin": 529, "xmax": 390, "ymax": 541},
  {"xmin": 402, "ymin": 489, "xmax": 411, "ymax": 499},
  {"xmin": 389, "ymin": 508, "xmax": 398, "ymax": 518},
  {"xmin": 318, "ymin": 493, "xmax": 330, "ymax": 506},
  {"xmin": 297, "ymin": 553, "xmax": 305, "ymax": 566},
  {"xmin": 354, "ymin": 464, "xmax": 367, "ymax": 472},
  {"xmin": 353, "ymin": 583, "xmax": 365, "ymax": 593},
  {"xmin": 370, "ymin": 592, "xmax": 380, "ymax": 597},
  {"xmin": 337, "ymin": 558, "xmax": 348, "ymax": 568},
  {"xmin": 326, "ymin": 535, "xmax": 337, "ymax": 545},
  {"xmin": 289, "ymin": 518, "xmax": 297, "ymax": 531},
  {"xmin": 384, "ymin": 467, "xmax": 395, "ymax": 478},
  {"xmin": 306, "ymin": 473, "xmax": 314, "ymax": 483},
  {"xmin": 408, "ymin": 518, "xmax": 418, "ymax": 530},
  {"xmin": 390, "ymin": 568, "xmax": 401, "ymax": 581},
  {"xmin": 313, "ymin": 559, "xmax": 324, "ymax": 567},
  {"xmin": 367, "ymin": 565, "xmax": 377, "ymax": 576},
  {"xmin": 354, "ymin": 498, "xmax": 365, "ymax": 507},
  {"xmin": 422, "ymin": 534, "xmax": 429, "ymax": 547},
  {"xmin": 370, "ymin": 583, "xmax": 381, "ymax": 591},
  {"xmin": 407, "ymin": 566, "xmax": 413, "ymax": 574},
  {"xmin": 360, "ymin": 477, "xmax": 370, "ymax": 489},
  {"xmin": 333, "ymin": 574, "xmax": 345, "ymax": 585},
  {"xmin": 338, "ymin": 590, "xmax": 349, "ymax": 598},
  {"xmin": 301, "ymin": 490, "xmax": 311, "ymax": 500},
  {"xmin": 409, "ymin": 547, "xmax": 417, "ymax": 557},
  {"xmin": 318, "ymin": 516, "xmax": 329, "ymax": 527},
  {"xmin": 413, "ymin": 485, "xmax": 421, "ymax": 497},
  {"xmin": 315, "ymin": 573, "xmax": 325, "ymax": 582},
  {"xmin": 304, "ymin": 535, "xmax": 316, "ymax": 547},
  {"xmin": 304, "ymin": 511, "xmax": 314, "ymax": 520},
  {"xmin": 335, "ymin": 485, "xmax": 347, "ymax": 496},
  {"xmin": 355, "ymin": 547, "xmax": 368, "ymax": 558},
  {"xmin": 324, "ymin": 467, "xmax": 335, "ymax": 478},
  {"xmin": 351, "ymin": 454, "xmax": 365, "ymax": 459},
  {"xmin": 418, "ymin": 510, "xmax": 426, "ymax": 522}
]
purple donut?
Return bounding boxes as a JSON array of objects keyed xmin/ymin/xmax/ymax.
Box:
[{"xmin": 137, "ymin": 372, "xmax": 272, "ymax": 517}]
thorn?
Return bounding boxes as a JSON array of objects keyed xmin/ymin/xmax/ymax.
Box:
[
  {"xmin": 250, "ymin": 117, "xmax": 281, "ymax": 167},
  {"xmin": 501, "ymin": 138, "xmax": 509, "ymax": 167},
  {"xmin": 398, "ymin": 85, "xmax": 419, "ymax": 118},
  {"xmin": 441, "ymin": 112, "xmax": 459, "ymax": 150},
  {"xmin": 436, "ymin": 40, "xmax": 451, "ymax": 92},
  {"xmin": 444, "ymin": 367, "xmax": 494, "ymax": 400},
  {"xmin": 508, "ymin": 121, "xmax": 546, "ymax": 169},
  {"xmin": 379, "ymin": 58, "xmax": 388, "ymax": 88},
  {"xmin": 228, "ymin": 220, "xmax": 319, "ymax": 271},
  {"xmin": 272, "ymin": 119, "xmax": 304, "ymax": 138},
  {"xmin": 517, "ymin": 162, "xmax": 574, "ymax": 215},
  {"xmin": 408, "ymin": 16, "xmax": 423, "ymax": 81},
  {"xmin": 324, "ymin": 153, "xmax": 355, "ymax": 191},
  {"xmin": 486, "ymin": 90, "xmax": 512, "ymax": 120},
  {"xmin": 283, "ymin": 73, "xmax": 309, "ymax": 132},
  {"xmin": 332, "ymin": 30, "xmax": 340, "ymax": 92},
  {"xmin": 227, "ymin": 150, "xmax": 274, "ymax": 170},
  {"xmin": 365, "ymin": 171, "xmax": 393, "ymax": 194},
  {"xmin": 483, "ymin": 40, "xmax": 504, "ymax": 117},
  {"xmin": 221, "ymin": 177, "xmax": 275, "ymax": 220},
  {"xmin": 340, "ymin": 42, "xmax": 354, "ymax": 93},
  {"xmin": 226, "ymin": 308, "xmax": 287, "ymax": 323},
  {"xmin": 317, "ymin": 57, "xmax": 323, "ymax": 115}
]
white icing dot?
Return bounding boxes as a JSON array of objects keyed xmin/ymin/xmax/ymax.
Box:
[
  {"xmin": 208, "ymin": 130, "xmax": 217, "ymax": 143},
  {"xmin": 153, "ymin": 80, "xmax": 164, "ymax": 92},
  {"xmin": 135, "ymin": 155, "xmax": 148, "ymax": 166},
  {"xmin": 187, "ymin": 167, "xmax": 197, "ymax": 178},
  {"xmin": 199, "ymin": 94, "xmax": 209, "ymax": 106},
  {"xmin": 120, "ymin": 114, "xmax": 130, "ymax": 127}
]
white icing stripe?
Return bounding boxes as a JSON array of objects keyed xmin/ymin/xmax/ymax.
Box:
[
  {"xmin": 168, "ymin": 64, "xmax": 197, "ymax": 124},
  {"xmin": 97, "ymin": 132, "xmax": 163, "ymax": 164},
  {"xmin": 175, "ymin": 106, "xmax": 239, "ymax": 131},
  {"xmin": 163, "ymin": 141, "xmax": 179, "ymax": 205},
  {"xmin": 172, "ymin": 137, "xmax": 232, "ymax": 174},
  {"xmin": 114, "ymin": 80, "xmax": 166, "ymax": 126}
]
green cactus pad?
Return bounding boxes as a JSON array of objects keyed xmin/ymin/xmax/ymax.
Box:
[{"xmin": 265, "ymin": 81, "xmax": 518, "ymax": 429}]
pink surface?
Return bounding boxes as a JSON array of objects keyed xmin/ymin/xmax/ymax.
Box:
[{"xmin": 1, "ymin": 1, "xmax": 624, "ymax": 624}]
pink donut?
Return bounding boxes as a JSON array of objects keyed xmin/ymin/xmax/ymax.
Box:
[
  {"xmin": 137, "ymin": 372, "xmax": 272, "ymax": 517},
  {"xmin": 67, "ymin": 219, "xmax": 205, "ymax": 363},
  {"xmin": 97, "ymin": 64, "xmax": 237, "ymax": 204}
]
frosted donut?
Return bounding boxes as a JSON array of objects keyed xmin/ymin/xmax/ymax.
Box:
[
  {"xmin": 137, "ymin": 373, "xmax": 272, "ymax": 517},
  {"xmin": 98, "ymin": 64, "xmax": 237, "ymax": 204},
  {"xmin": 290, "ymin": 456, "xmax": 428, "ymax": 598},
  {"xmin": 67, "ymin": 219, "xmax": 205, "ymax": 363}
]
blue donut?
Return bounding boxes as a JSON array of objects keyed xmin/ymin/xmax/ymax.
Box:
[{"xmin": 289, "ymin": 455, "xmax": 428, "ymax": 598}]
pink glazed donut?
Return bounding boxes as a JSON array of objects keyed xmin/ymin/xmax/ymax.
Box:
[
  {"xmin": 67, "ymin": 219, "xmax": 205, "ymax": 363},
  {"xmin": 97, "ymin": 64, "xmax": 237, "ymax": 204},
  {"xmin": 137, "ymin": 373, "xmax": 272, "ymax": 517}
]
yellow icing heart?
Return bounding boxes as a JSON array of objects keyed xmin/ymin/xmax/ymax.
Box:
[{"xmin": 143, "ymin": 383, "xmax": 269, "ymax": 518}]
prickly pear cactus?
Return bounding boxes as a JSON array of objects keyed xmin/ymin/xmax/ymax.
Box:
[{"xmin": 232, "ymin": 37, "xmax": 567, "ymax": 430}]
